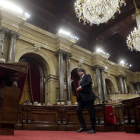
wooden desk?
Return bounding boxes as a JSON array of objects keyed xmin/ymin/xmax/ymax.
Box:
[
  {"xmin": 15, "ymin": 104, "xmax": 106, "ymax": 132},
  {"xmin": 122, "ymin": 97, "xmax": 140, "ymax": 133}
]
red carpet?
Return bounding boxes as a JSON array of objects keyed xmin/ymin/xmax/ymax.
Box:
[{"xmin": 0, "ymin": 131, "xmax": 140, "ymax": 140}]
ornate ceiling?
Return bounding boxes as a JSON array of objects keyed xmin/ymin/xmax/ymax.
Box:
[{"xmin": 15, "ymin": 0, "xmax": 140, "ymax": 72}]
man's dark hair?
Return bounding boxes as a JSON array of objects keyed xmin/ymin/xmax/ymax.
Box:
[
  {"xmin": 26, "ymin": 100, "xmax": 30, "ymax": 103},
  {"xmin": 102, "ymin": 100, "xmax": 108, "ymax": 104},
  {"xmin": 77, "ymin": 68, "xmax": 86, "ymax": 74}
]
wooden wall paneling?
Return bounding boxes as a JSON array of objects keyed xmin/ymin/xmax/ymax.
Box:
[
  {"xmin": 0, "ymin": 87, "xmax": 21, "ymax": 135},
  {"xmin": 122, "ymin": 97, "xmax": 140, "ymax": 133},
  {"xmin": 125, "ymin": 104, "xmax": 136, "ymax": 133},
  {"xmin": 14, "ymin": 105, "xmax": 107, "ymax": 132},
  {"xmin": 65, "ymin": 108, "xmax": 90, "ymax": 131},
  {"xmin": 95, "ymin": 104, "xmax": 106, "ymax": 132},
  {"xmin": 30, "ymin": 107, "xmax": 58, "ymax": 130},
  {"xmin": 15, "ymin": 106, "xmax": 23, "ymax": 130},
  {"xmin": 65, "ymin": 108, "xmax": 81, "ymax": 131},
  {"xmin": 57, "ymin": 107, "xmax": 66, "ymax": 131},
  {"xmin": 22, "ymin": 106, "xmax": 31, "ymax": 130},
  {"xmin": 135, "ymin": 105, "xmax": 140, "ymax": 133},
  {"xmin": 113, "ymin": 105, "xmax": 124, "ymax": 131}
]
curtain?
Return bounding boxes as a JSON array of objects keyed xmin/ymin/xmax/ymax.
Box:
[
  {"xmin": 71, "ymin": 75, "xmax": 80, "ymax": 97},
  {"xmin": 18, "ymin": 70, "xmax": 28, "ymax": 101},
  {"xmin": 28, "ymin": 62, "xmax": 40, "ymax": 103}
]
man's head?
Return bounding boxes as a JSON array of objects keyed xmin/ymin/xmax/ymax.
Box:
[
  {"xmin": 75, "ymin": 102, "xmax": 78, "ymax": 105},
  {"xmin": 67, "ymin": 101, "xmax": 72, "ymax": 106},
  {"xmin": 77, "ymin": 68, "xmax": 86, "ymax": 77},
  {"xmin": 96, "ymin": 100, "xmax": 99, "ymax": 104},
  {"xmin": 102, "ymin": 101, "xmax": 107, "ymax": 104},
  {"xmin": 34, "ymin": 101, "xmax": 38, "ymax": 105},
  {"xmin": 26, "ymin": 100, "xmax": 30, "ymax": 105},
  {"xmin": 108, "ymin": 99, "xmax": 112, "ymax": 103},
  {"xmin": 117, "ymin": 97, "xmax": 122, "ymax": 103},
  {"xmin": 99, "ymin": 101, "xmax": 102, "ymax": 103},
  {"xmin": 61, "ymin": 102, "xmax": 65, "ymax": 106},
  {"xmin": 47, "ymin": 101, "xmax": 51, "ymax": 106},
  {"xmin": 57, "ymin": 102, "xmax": 60, "ymax": 105},
  {"xmin": 22, "ymin": 102, "xmax": 26, "ymax": 105}
]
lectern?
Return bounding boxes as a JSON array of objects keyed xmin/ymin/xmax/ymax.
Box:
[{"xmin": 0, "ymin": 62, "xmax": 28, "ymax": 135}]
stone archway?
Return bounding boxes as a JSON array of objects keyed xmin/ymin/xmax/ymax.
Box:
[
  {"xmin": 15, "ymin": 47, "xmax": 56, "ymax": 75},
  {"xmin": 105, "ymin": 78, "xmax": 115, "ymax": 94},
  {"xmin": 15, "ymin": 47, "xmax": 56, "ymax": 104},
  {"xmin": 19, "ymin": 53, "xmax": 46, "ymax": 104}
]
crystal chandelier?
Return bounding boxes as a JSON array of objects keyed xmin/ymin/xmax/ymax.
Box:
[
  {"xmin": 126, "ymin": 0, "xmax": 140, "ymax": 52},
  {"xmin": 74, "ymin": 0, "xmax": 126, "ymax": 26}
]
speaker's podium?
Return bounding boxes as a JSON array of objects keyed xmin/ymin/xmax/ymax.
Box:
[{"xmin": 0, "ymin": 62, "xmax": 28, "ymax": 135}]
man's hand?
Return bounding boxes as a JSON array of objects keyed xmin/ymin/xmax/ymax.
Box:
[{"xmin": 76, "ymin": 86, "xmax": 82, "ymax": 91}]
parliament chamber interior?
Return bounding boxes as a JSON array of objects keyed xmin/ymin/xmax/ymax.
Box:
[{"xmin": 0, "ymin": 0, "xmax": 140, "ymax": 139}]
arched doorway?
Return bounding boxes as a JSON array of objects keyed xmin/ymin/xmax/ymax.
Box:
[
  {"xmin": 71, "ymin": 68, "xmax": 80, "ymax": 103},
  {"xmin": 105, "ymin": 79, "xmax": 115, "ymax": 94},
  {"xmin": 19, "ymin": 53, "xmax": 46, "ymax": 104}
]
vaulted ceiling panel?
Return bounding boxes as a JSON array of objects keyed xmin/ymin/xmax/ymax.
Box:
[{"xmin": 13, "ymin": 0, "xmax": 140, "ymax": 71}]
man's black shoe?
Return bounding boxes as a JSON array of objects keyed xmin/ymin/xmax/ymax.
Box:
[
  {"xmin": 76, "ymin": 128, "xmax": 87, "ymax": 132},
  {"xmin": 88, "ymin": 129, "xmax": 96, "ymax": 134}
]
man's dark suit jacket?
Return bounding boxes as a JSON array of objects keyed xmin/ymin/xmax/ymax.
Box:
[{"xmin": 79, "ymin": 74, "xmax": 96, "ymax": 101}]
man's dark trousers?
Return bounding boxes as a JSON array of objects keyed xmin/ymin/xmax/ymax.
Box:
[{"xmin": 77, "ymin": 97, "xmax": 96, "ymax": 129}]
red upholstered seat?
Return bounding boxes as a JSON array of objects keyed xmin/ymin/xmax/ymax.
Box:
[{"xmin": 105, "ymin": 106, "xmax": 116, "ymax": 124}]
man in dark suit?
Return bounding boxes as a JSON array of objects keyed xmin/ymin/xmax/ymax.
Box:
[{"xmin": 76, "ymin": 68, "xmax": 96, "ymax": 134}]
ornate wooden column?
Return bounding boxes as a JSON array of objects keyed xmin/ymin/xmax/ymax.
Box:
[
  {"xmin": 0, "ymin": 27, "xmax": 9, "ymax": 58},
  {"xmin": 100, "ymin": 67, "xmax": 108, "ymax": 101},
  {"xmin": 123, "ymin": 76, "xmax": 128, "ymax": 94},
  {"xmin": 116, "ymin": 75, "xmax": 125, "ymax": 94},
  {"xmin": 55, "ymin": 49, "xmax": 65, "ymax": 102},
  {"xmin": 8, "ymin": 31, "xmax": 20, "ymax": 62},
  {"xmin": 65, "ymin": 52, "xmax": 72, "ymax": 102},
  {"xmin": 93, "ymin": 65, "xmax": 103, "ymax": 101}
]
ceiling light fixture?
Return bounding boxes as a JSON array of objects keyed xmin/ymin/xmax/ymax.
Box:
[
  {"xmin": 0, "ymin": 0, "xmax": 30, "ymax": 19},
  {"xmin": 126, "ymin": 0, "xmax": 140, "ymax": 52},
  {"xmin": 120, "ymin": 60, "xmax": 125, "ymax": 64},
  {"xmin": 74, "ymin": 0, "xmax": 126, "ymax": 26},
  {"xmin": 120, "ymin": 60, "xmax": 132, "ymax": 67},
  {"xmin": 59, "ymin": 29, "xmax": 79, "ymax": 40},
  {"xmin": 96, "ymin": 48, "xmax": 110, "ymax": 56}
]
